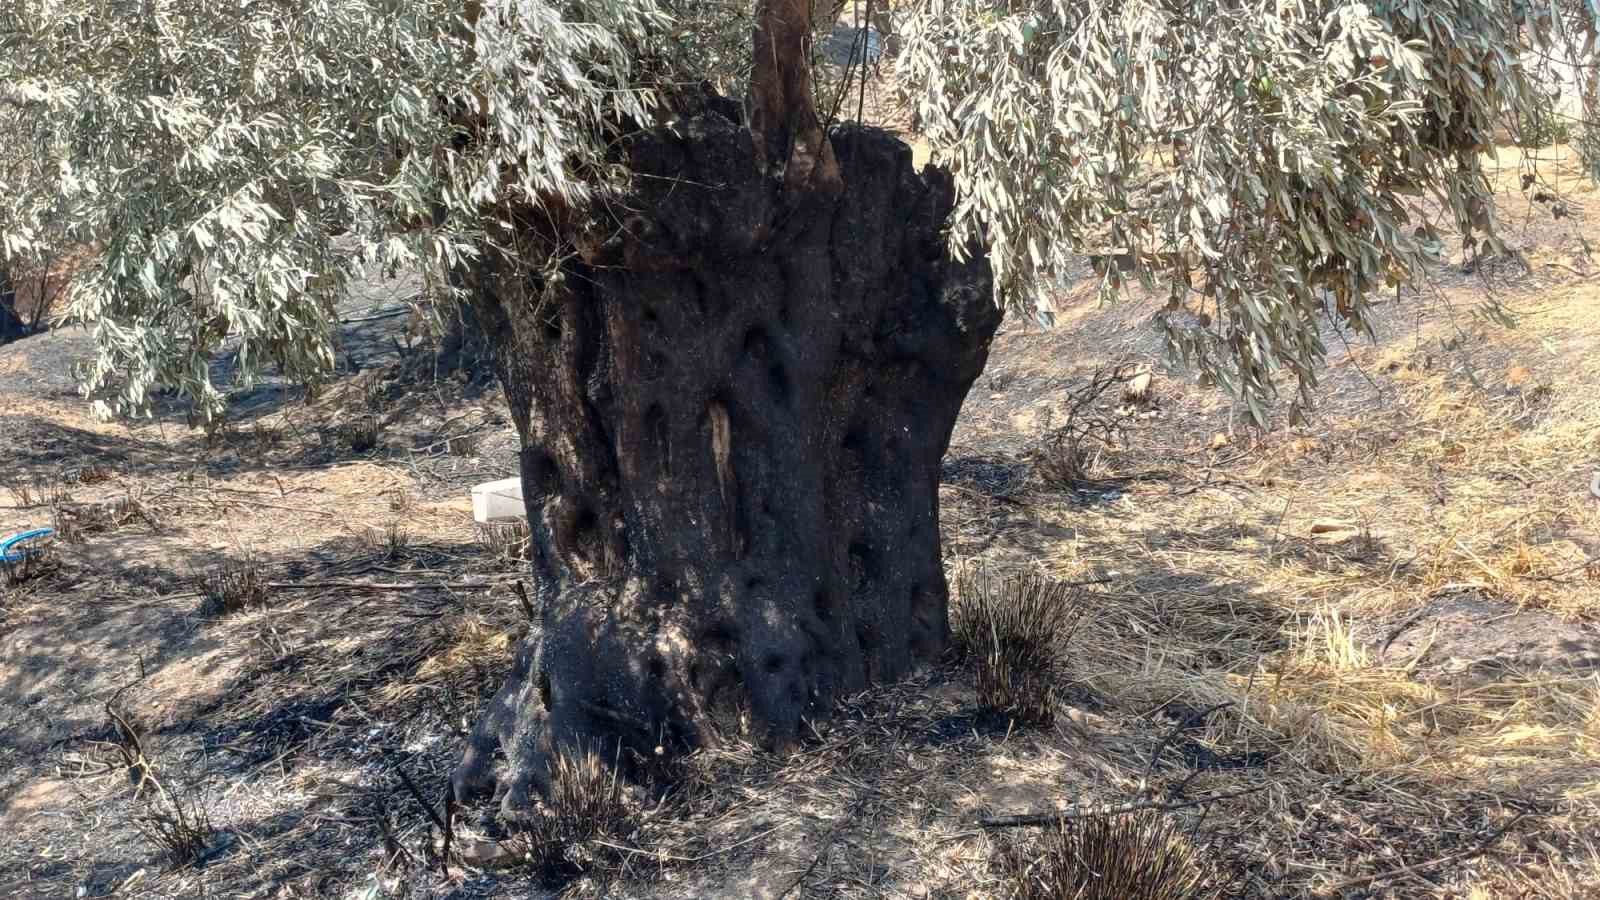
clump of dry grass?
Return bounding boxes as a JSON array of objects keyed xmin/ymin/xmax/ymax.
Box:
[
  {"xmin": 476, "ymin": 517, "xmax": 530, "ymax": 563},
  {"xmin": 1, "ymin": 541, "xmax": 56, "ymax": 588},
  {"xmin": 396, "ymin": 618, "xmax": 512, "ymax": 704},
  {"xmin": 2, "ymin": 477, "xmax": 37, "ymax": 509},
  {"xmin": 245, "ymin": 419, "xmax": 286, "ymax": 463},
  {"xmin": 3, "ymin": 474, "xmax": 70, "ymax": 511},
  {"xmin": 359, "ymin": 372, "xmax": 388, "ymax": 411},
  {"xmin": 952, "ymin": 564, "xmax": 1085, "ymax": 727},
  {"xmin": 337, "ymin": 414, "xmax": 383, "ymax": 453},
  {"xmin": 355, "ymin": 520, "xmax": 410, "ymax": 560},
  {"xmin": 100, "ymin": 691, "xmax": 220, "ymax": 868},
  {"xmin": 998, "ymin": 813, "xmax": 1224, "ymax": 900},
  {"xmin": 196, "ymin": 555, "xmax": 269, "ymax": 614},
  {"xmin": 51, "ymin": 489, "xmax": 157, "ymax": 543},
  {"xmin": 67, "ymin": 462, "xmax": 115, "ymax": 485},
  {"xmin": 381, "ymin": 521, "xmax": 410, "ymax": 559},
  {"xmin": 509, "ymin": 747, "xmax": 635, "ymax": 886},
  {"xmin": 135, "ymin": 785, "xmax": 216, "ymax": 868}
]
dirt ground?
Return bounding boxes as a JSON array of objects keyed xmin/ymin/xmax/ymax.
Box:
[{"xmin": 4, "ymin": 129, "xmax": 1600, "ymax": 898}]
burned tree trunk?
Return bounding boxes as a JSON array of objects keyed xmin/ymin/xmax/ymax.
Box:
[
  {"xmin": 0, "ymin": 265, "xmax": 25, "ymax": 343},
  {"xmin": 451, "ymin": 2, "xmax": 1001, "ymax": 819}
]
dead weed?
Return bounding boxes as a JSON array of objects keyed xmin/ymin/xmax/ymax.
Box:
[{"xmin": 997, "ymin": 813, "xmax": 1225, "ymax": 900}]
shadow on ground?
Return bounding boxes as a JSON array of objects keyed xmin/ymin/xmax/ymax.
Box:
[{"xmin": 0, "ymin": 524, "xmax": 535, "ymax": 898}]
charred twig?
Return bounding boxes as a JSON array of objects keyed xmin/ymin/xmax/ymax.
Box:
[
  {"xmin": 1141, "ymin": 701, "xmax": 1233, "ymax": 786},
  {"xmin": 441, "ymin": 789, "xmax": 455, "ymax": 879},
  {"xmin": 778, "ymin": 791, "xmax": 872, "ymax": 898},
  {"xmin": 105, "ymin": 684, "xmax": 160, "ymax": 801},
  {"xmin": 1514, "ymin": 556, "xmax": 1599, "ymax": 584},
  {"xmin": 1378, "ymin": 605, "xmax": 1434, "ymax": 659},
  {"xmin": 513, "ymin": 580, "xmax": 537, "ymax": 622},
  {"xmin": 978, "ymin": 784, "xmax": 1268, "ymax": 828},
  {"xmin": 264, "ymin": 578, "xmax": 505, "ymax": 591},
  {"xmin": 1327, "ymin": 810, "xmax": 1530, "ymax": 892},
  {"xmin": 205, "ymin": 497, "xmax": 340, "ymax": 517},
  {"xmin": 384, "ymin": 750, "xmax": 448, "ymax": 832},
  {"xmin": 1029, "ymin": 363, "xmax": 1168, "ymax": 490}
]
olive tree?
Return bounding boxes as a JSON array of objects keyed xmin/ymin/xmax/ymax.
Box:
[{"xmin": 1, "ymin": 0, "xmax": 1591, "ymax": 819}]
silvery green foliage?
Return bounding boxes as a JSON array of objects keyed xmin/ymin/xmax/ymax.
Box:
[
  {"xmin": 0, "ymin": 0, "xmax": 675, "ymax": 420},
  {"xmin": 898, "ymin": 0, "xmax": 1596, "ymax": 425},
  {"xmin": 2, "ymin": 1, "xmax": 1591, "ymax": 427}
]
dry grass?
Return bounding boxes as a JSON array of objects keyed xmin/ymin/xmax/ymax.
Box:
[
  {"xmin": 353, "ymin": 520, "xmax": 412, "ymax": 561},
  {"xmin": 134, "ymin": 786, "xmax": 217, "ymax": 869},
  {"xmin": 51, "ymin": 489, "xmax": 158, "ymax": 542},
  {"xmin": 506, "ymin": 747, "xmax": 637, "ymax": 886},
  {"xmin": 883, "ymin": 143, "xmax": 1600, "ymax": 898},
  {"xmin": 1027, "ymin": 365, "xmax": 1144, "ymax": 491},
  {"xmin": 195, "ymin": 554, "xmax": 269, "ymax": 615},
  {"xmin": 336, "ymin": 413, "xmax": 383, "ymax": 453},
  {"xmin": 1, "ymin": 541, "xmax": 56, "ymax": 589},
  {"xmin": 951, "ymin": 564, "xmax": 1087, "ymax": 727},
  {"xmin": 3, "ymin": 473, "xmax": 71, "ymax": 511},
  {"xmin": 392, "ymin": 617, "xmax": 515, "ymax": 707},
  {"xmin": 997, "ymin": 813, "xmax": 1225, "ymax": 900},
  {"xmin": 475, "ymin": 516, "xmax": 531, "ymax": 563}
]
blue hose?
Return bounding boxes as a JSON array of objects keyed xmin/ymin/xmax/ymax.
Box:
[{"xmin": 0, "ymin": 528, "xmax": 54, "ymax": 563}]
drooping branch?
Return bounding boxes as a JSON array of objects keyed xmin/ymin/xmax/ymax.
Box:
[{"xmin": 749, "ymin": 0, "xmax": 841, "ymax": 194}]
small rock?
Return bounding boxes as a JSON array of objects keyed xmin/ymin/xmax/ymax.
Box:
[
  {"xmin": 1062, "ymin": 706, "xmax": 1109, "ymax": 728},
  {"xmin": 1208, "ymin": 433, "xmax": 1230, "ymax": 450},
  {"xmin": 456, "ymin": 838, "xmax": 518, "ymax": 869}
]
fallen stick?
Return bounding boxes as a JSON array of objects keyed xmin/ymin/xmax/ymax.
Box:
[
  {"xmin": 777, "ymin": 796, "xmax": 869, "ymax": 899},
  {"xmin": 978, "ymin": 784, "xmax": 1268, "ymax": 828},
  {"xmin": 341, "ymin": 309, "xmax": 411, "ymax": 324},
  {"xmin": 1141, "ymin": 701, "xmax": 1234, "ymax": 784},
  {"xmin": 213, "ymin": 498, "xmax": 340, "ymax": 517},
  {"xmin": 385, "ymin": 751, "xmax": 448, "ymax": 833},
  {"xmin": 1326, "ymin": 811, "xmax": 1528, "ymax": 892},
  {"xmin": 264, "ymin": 578, "xmax": 507, "ymax": 591}
]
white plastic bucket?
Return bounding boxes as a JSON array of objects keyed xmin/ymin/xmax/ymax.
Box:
[{"xmin": 471, "ymin": 477, "xmax": 525, "ymax": 524}]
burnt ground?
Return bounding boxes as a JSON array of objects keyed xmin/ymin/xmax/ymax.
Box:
[{"xmin": 2, "ymin": 144, "xmax": 1600, "ymax": 899}]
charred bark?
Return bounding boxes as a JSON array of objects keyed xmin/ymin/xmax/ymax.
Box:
[
  {"xmin": 0, "ymin": 266, "xmax": 25, "ymax": 343},
  {"xmin": 453, "ymin": 108, "xmax": 1000, "ymax": 817}
]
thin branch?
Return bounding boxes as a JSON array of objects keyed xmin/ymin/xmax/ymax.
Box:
[
  {"xmin": 440, "ymin": 789, "xmax": 455, "ymax": 879},
  {"xmin": 384, "ymin": 750, "xmax": 447, "ymax": 832},
  {"xmin": 513, "ymin": 580, "xmax": 537, "ymax": 622},
  {"xmin": 778, "ymin": 791, "xmax": 873, "ymax": 898},
  {"xmin": 264, "ymin": 578, "xmax": 505, "ymax": 591},
  {"xmin": 978, "ymin": 784, "xmax": 1268, "ymax": 829},
  {"xmin": 1327, "ymin": 811, "xmax": 1530, "ymax": 893},
  {"xmin": 1141, "ymin": 701, "xmax": 1233, "ymax": 786}
]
